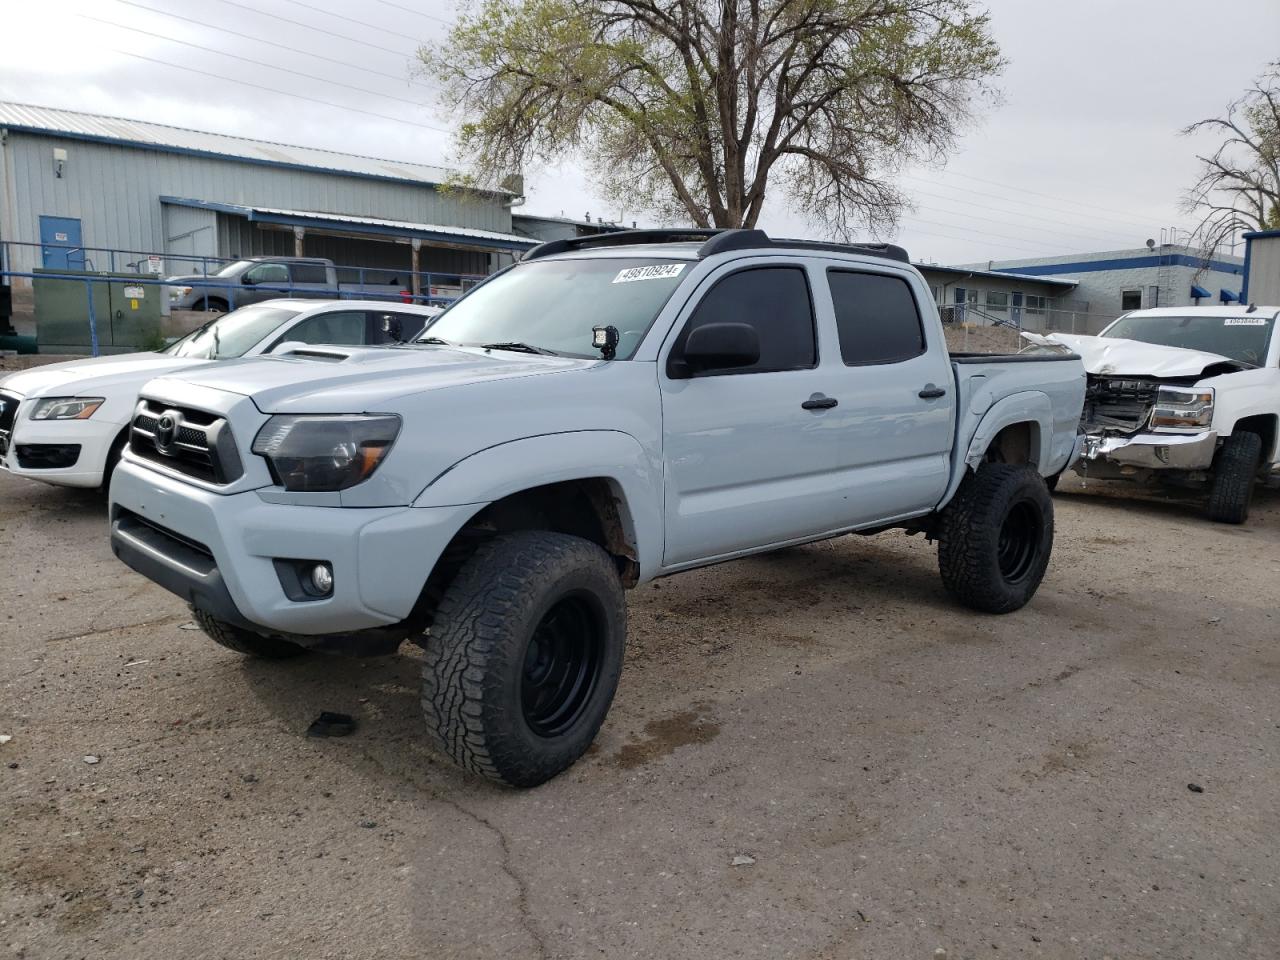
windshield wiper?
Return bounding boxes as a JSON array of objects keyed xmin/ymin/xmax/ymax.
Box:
[
  {"xmin": 480, "ymin": 341, "xmax": 559, "ymax": 356},
  {"xmin": 416, "ymin": 336, "xmax": 452, "ymax": 345}
]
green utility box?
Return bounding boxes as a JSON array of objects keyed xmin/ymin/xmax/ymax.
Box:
[{"xmin": 33, "ymin": 269, "xmax": 163, "ymax": 355}]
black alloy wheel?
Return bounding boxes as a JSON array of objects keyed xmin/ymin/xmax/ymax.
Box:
[{"xmin": 521, "ymin": 593, "xmax": 604, "ymax": 738}]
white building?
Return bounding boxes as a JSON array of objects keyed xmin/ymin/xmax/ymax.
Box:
[{"xmin": 959, "ymin": 245, "xmax": 1246, "ymax": 333}]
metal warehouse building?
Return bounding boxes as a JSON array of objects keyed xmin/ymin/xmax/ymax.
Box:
[{"xmin": 0, "ymin": 101, "xmax": 535, "ymax": 295}]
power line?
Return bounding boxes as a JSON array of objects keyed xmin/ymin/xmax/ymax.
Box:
[
  {"xmin": 901, "ymin": 171, "xmax": 1173, "ymax": 234},
  {"xmin": 213, "ymin": 0, "xmax": 417, "ymax": 57},
  {"xmin": 371, "ymin": 0, "xmax": 452, "ymax": 24},
  {"xmin": 906, "ymin": 181, "xmax": 1153, "ymax": 240},
  {"xmin": 906, "ymin": 190, "xmax": 1147, "ymax": 249},
  {"xmin": 111, "ymin": 49, "xmax": 453, "ymax": 136},
  {"xmin": 85, "ymin": 13, "xmax": 430, "ymax": 109},
  {"xmin": 277, "ymin": 0, "xmax": 446, "ymax": 33},
  {"xmin": 115, "ymin": 0, "xmax": 438, "ymax": 91},
  {"xmin": 896, "ymin": 214, "xmax": 1104, "ymax": 254},
  {"xmin": 938, "ymin": 169, "xmax": 1179, "ymax": 225}
]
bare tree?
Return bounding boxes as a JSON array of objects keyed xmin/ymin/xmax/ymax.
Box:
[
  {"xmin": 421, "ymin": 0, "xmax": 1004, "ymax": 238},
  {"xmin": 1182, "ymin": 62, "xmax": 1280, "ymax": 254}
]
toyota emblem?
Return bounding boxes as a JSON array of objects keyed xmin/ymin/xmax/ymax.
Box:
[{"xmin": 155, "ymin": 412, "xmax": 180, "ymax": 454}]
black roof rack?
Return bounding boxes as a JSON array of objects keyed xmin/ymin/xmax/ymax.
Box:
[{"xmin": 521, "ymin": 228, "xmax": 909, "ymax": 264}]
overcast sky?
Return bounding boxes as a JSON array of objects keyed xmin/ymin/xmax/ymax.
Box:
[{"xmin": 3, "ymin": 0, "xmax": 1278, "ymax": 264}]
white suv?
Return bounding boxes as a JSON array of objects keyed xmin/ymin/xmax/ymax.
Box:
[{"xmin": 0, "ymin": 300, "xmax": 440, "ymax": 490}]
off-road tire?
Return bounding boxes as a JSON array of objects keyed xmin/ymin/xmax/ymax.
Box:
[
  {"xmin": 421, "ymin": 531, "xmax": 626, "ymax": 788},
  {"xmin": 191, "ymin": 607, "xmax": 307, "ymax": 659},
  {"xmin": 1206, "ymin": 431, "xmax": 1262, "ymax": 525},
  {"xmin": 937, "ymin": 464, "xmax": 1054, "ymax": 614}
]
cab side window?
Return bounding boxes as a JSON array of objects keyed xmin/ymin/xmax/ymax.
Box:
[
  {"xmin": 671, "ymin": 266, "xmax": 816, "ymax": 375},
  {"xmin": 828, "ymin": 270, "xmax": 926, "ymax": 365},
  {"xmin": 277, "ymin": 310, "xmax": 368, "ymax": 347},
  {"xmin": 244, "ymin": 262, "xmax": 290, "ymax": 285},
  {"xmin": 290, "ymin": 263, "xmax": 329, "ymax": 285}
]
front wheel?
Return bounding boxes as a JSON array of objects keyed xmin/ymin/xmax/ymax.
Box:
[
  {"xmin": 937, "ymin": 464, "xmax": 1054, "ymax": 614},
  {"xmin": 421, "ymin": 531, "xmax": 626, "ymax": 788},
  {"xmin": 1206, "ymin": 431, "xmax": 1261, "ymax": 524}
]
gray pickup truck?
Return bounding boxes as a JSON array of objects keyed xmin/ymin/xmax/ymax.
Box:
[
  {"xmin": 111, "ymin": 229, "xmax": 1086, "ymax": 787},
  {"xmin": 166, "ymin": 257, "xmax": 410, "ymax": 312}
]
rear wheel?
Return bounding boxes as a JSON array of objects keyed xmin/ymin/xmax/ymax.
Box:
[
  {"xmin": 1206, "ymin": 431, "xmax": 1261, "ymax": 524},
  {"xmin": 937, "ymin": 464, "xmax": 1054, "ymax": 613},
  {"xmin": 421, "ymin": 531, "xmax": 626, "ymax": 788},
  {"xmin": 191, "ymin": 607, "xmax": 307, "ymax": 659}
]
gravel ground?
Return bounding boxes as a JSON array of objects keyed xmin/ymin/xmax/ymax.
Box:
[{"xmin": 1, "ymin": 470, "xmax": 1276, "ymax": 960}]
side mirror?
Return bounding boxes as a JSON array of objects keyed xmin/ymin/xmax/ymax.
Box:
[
  {"xmin": 241, "ymin": 274, "xmax": 256, "ymax": 285},
  {"xmin": 381, "ymin": 315, "xmax": 404, "ymax": 342},
  {"xmin": 680, "ymin": 322, "xmax": 759, "ymax": 374}
]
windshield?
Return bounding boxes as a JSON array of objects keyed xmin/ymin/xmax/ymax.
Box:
[
  {"xmin": 1102, "ymin": 313, "xmax": 1275, "ymax": 366},
  {"xmin": 164, "ymin": 304, "xmax": 303, "ymax": 359},
  {"xmin": 421, "ymin": 257, "xmax": 690, "ymax": 358}
]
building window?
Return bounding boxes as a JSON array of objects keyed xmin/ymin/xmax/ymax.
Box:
[
  {"xmin": 985, "ymin": 290, "xmax": 1009, "ymax": 311},
  {"xmin": 1121, "ymin": 289, "xmax": 1142, "ymax": 311},
  {"xmin": 1025, "ymin": 295, "xmax": 1047, "ymax": 314}
]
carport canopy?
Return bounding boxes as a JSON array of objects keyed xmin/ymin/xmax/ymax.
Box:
[{"xmin": 159, "ymin": 196, "xmax": 537, "ymax": 256}]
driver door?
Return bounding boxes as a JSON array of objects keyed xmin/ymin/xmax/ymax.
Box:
[{"xmin": 659, "ymin": 261, "xmax": 845, "ymax": 567}]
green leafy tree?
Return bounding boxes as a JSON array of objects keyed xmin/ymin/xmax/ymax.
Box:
[
  {"xmin": 1182, "ymin": 62, "xmax": 1280, "ymax": 251},
  {"xmin": 422, "ymin": 0, "xmax": 1004, "ymax": 238}
]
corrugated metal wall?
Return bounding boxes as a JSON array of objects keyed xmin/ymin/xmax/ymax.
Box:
[{"xmin": 1, "ymin": 130, "xmax": 511, "ymax": 273}]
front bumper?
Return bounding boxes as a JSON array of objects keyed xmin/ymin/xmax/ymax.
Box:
[
  {"xmin": 0, "ymin": 399, "xmax": 126, "ymax": 488},
  {"xmin": 108, "ymin": 456, "xmax": 479, "ymax": 639},
  {"xmin": 1075, "ymin": 430, "xmax": 1218, "ymax": 472}
]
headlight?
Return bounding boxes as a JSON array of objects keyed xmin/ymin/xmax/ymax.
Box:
[
  {"xmin": 30, "ymin": 397, "xmax": 104, "ymax": 421},
  {"xmin": 1150, "ymin": 385, "xmax": 1214, "ymax": 432},
  {"xmin": 251, "ymin": 414, "xmax": 401, "ymax": 491}
]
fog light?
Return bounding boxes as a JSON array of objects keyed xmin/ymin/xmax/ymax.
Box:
[{"xmin": 311, "ymin": 563, "xmax": 334, "ymax": 595}]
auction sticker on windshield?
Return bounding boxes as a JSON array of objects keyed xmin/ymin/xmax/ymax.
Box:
[
  {"xmin": 1224, "ymin": 318, "xmax": 1268, "ymax": 326},
  {"xmin": 613, "ymin": 264, "xmax": 685, "ymax": 283}
]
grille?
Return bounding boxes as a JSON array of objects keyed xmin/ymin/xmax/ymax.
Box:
[
  {"xmin": 0, "ymin": 391, "xmax": 18, "ymax": 436},
  {"xmin": 1083, "ymin": 377, "xmax": 1160, "ymax": 435},
  {"xmin": 130, "ymin": 399, "xmax": 244, "ymax": 484}
]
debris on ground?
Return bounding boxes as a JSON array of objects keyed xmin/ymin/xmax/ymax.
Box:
[
  {"xmin": 307, "ymin": 712, "xmax": 357, "ymax": 738},
  {"xmin": 1188, "ymin": 782, "xmax": 1205, "ymax": 793},
  {"xmin": 83, "ymin": 755, "xmax": 99, "ymax": 764},
  {"xmin": 0, "ymin": 735, "xmax": 12, "ymax": 745},
  {"xmin": 730, "ymin": 854, "xmax": 755, "ymax": 866},
  {"xmin": 359, "ymin": 820, "xmax": 378, "ymax": 829},
  {"xmin": 179, "ymin": 622, "xmax": 200, "ymax": 631}
]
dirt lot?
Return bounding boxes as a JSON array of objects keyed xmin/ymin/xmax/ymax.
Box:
[{"xmin": 1, "ymin": 469, "xmax": 1277, "ymax": 960}]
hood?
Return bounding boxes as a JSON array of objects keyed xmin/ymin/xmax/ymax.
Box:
[
  {"xmin": 164, "ymin": 274, "xmax": 213, "ymax": 285},
  {"xmin": 1023, "ymin": 332, "xmax": 1248, "ymax": 379},
  {"xmin": 0, "ymin": 352, "xmax": 209, "ymax": 398},
  {"xmin": 142, "ymin": 344, "xmax": 598, "ymax": 413}
]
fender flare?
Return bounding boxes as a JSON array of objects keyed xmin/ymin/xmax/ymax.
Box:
[
  {"xmin": 413, "ymin": 430, "xmax": 663, "ymax": 580},
  {"xmin": 938, "ymin": 391, "xmax": 1055, "ymax": 509}
]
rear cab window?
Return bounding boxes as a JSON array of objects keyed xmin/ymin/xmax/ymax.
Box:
[{"xmin": 826, "ymin": 269, "xmax": 926, "ymax": 365}]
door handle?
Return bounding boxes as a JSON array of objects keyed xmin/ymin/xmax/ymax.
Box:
[
  {"xmin": 802, "ymin": 393, "xmax": 838, "ymax": 411},
  {"xmin": 918, "ymin": 384, "xmax": 947, "ymax": 400}
]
